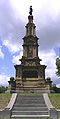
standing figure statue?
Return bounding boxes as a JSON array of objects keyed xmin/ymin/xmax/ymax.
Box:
[{"xmin": 29, "ymin": 6, "xmax": 33, "ymax": 15}]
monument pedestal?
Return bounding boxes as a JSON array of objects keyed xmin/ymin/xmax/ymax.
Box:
[{"xmin": 14, "ymin": 64, "xmax": 50, "ymax": 93}]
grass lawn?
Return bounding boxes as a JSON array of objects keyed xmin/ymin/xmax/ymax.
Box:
[
  {"xmin": 0, "ymin": 93, "xmax": 11, "ymax": 110},
  {"xmin": 48, "ymin": 93, "xmax": 60, "ymax": 109}
]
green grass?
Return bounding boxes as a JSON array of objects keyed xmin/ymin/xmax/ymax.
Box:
[
  {"xmin": 0, "ymin": 93, "xmax": 11, "ymax": 109},
  {"xmin": 48, "ymin": 93, "xmax": 60, "ymax": 109}
]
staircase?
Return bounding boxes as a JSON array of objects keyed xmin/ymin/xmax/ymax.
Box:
[{"xmin": 11, "ymin": 94, "xmax": 50, "ymax": 119}]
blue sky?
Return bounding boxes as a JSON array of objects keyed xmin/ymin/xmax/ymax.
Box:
[{"xmin": 0, "ymin": 0, "xmax": 60, "ymax": 87}]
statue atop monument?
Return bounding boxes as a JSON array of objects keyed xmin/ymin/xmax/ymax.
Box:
[{"xmin": 29, "ymin": 6, "xmax": 33, "ymax": 15}]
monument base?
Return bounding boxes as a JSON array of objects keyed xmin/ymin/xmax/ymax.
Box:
[
  {"xmin": 15, "ymin": 77, "xmax": 50, "ymax": 93},
  {"xmin": 11, "ymin": 85, "xmax": 50, "ymax": 93}
]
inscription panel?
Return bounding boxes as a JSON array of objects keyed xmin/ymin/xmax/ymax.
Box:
[{"xmin": 22, "ymin": 71, "xmax": 38, "ymax": 78}]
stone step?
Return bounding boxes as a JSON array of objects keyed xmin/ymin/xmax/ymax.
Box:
[
  {"xmin": 16, "ymin": 99, "xmax": 45, "ymax": 101},
  {"xmin": 12, "ymin": 111, "xmax": 49, "ymax": 115},
  {"xmin": 16, "ymin": 89, "xmax": 48, "ymax": 93},
  {"xmin": 16, "ymin": 98, "xmax": 44, "ymax": 101},
  {"xmin": 11, "ymin": 115, "xmax": 50, "ymax": 119},
  {"xmin": 14, "ymin": 103, "xmax": 46, "ymax": 107},
  {"xmin": 17, "ymin": 97, "xmax": 44, "ymax": 99},
  {"xmin": 13, "ymin": 107, "xmax": 48, "ymax": 111},
  {"xmin": 15, "ymin": 102, "xmax": 46, "ymax": 106},
  {"xmin": 17, "ymin": 95, "xmax": 43, "ymax": 99},
  {"xmin": 15, "ymin": 96, "xmax": 45, "ymax": 103},
  {"xmin": 16, "ymin": 97, "xmax": 44, "ymax": 100},
  {"xmin": 16, "ymin": 96, "xmax": 44, "ymax": 100},
  {"xmin": 15, "ymin": 100, "xmax": 45, "ymax": 104},
  {"xmin": 11, "ymin": 94, "xmax": 49, "ymax": 118}
]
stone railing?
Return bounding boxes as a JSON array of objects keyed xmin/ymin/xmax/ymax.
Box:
[
  {"xmin": 0, "ymin": 93, "xmax": 17, "ymax": 119},
  {"xmin": 43, "ymin": 93, "xmax": 60, "ymax": 119}
]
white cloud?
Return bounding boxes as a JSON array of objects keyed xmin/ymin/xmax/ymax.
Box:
[
  {"xmin": 57, "ymin": 84, "xmax": 60, "ymax": 88},
  {"xmin": 0, "ymin": 0, "xmax": 60, "ymax": 54},
  {"xmin": 9, "ymin": 0, "xmax": 60, "ymax": 32},
  {"xmin": 38, "ymin": 49, "xmax": 58, "ymax": 82},
  {"xmin": 12, "ymin": 51, "xmax": 23, "ymax": 64},
  {"xmin": 0, "ymin": 74, "xmax": 10, "ymax": 86},
  {"xmin": 39, "ymin": 49, "xmax": 60, "ymax": 87},
  {"xmin": 0, "ymin": 46, "xmax": 4, "ymax": 58},
  {"xmin": 0, "ymin": 0, "xmax": 24, "ymax": 54},
  {"xmin": 10, "ymin": 0, "xmax": 60, "ymax": 20},
  {"xmin": 3, "ymin": 40, "xmax": 22, "ymax": 54}
]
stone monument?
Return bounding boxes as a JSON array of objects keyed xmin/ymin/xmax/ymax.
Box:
[{"xmin": 9, "ymin": 6, "xmax": 50, "ymax": 93}]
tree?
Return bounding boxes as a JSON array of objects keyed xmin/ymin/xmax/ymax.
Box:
[
  {"xmin": 56, "ymin": 57, "xmax": 60, "ymax": 76},
  {"xmin": 53, "ymin": 84, "xmax": 60, "ymax": 93},
  {"xmin": 0, "ymin": 86, "xmax": 8, "ymax": 93}
]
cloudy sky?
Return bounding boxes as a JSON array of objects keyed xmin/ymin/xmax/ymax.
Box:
[{"xmin": 0, "ymin": 0, "xmax": 60, "ymax": 87}]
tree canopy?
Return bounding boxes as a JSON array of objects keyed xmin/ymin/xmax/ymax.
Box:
[
  {"xmin": 0, "ymin": 86, "xmax": 8, "ymax": 93},
  {"xmin": 56, "ymin": 57, "xmax": 60, "ymax": 76}
]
